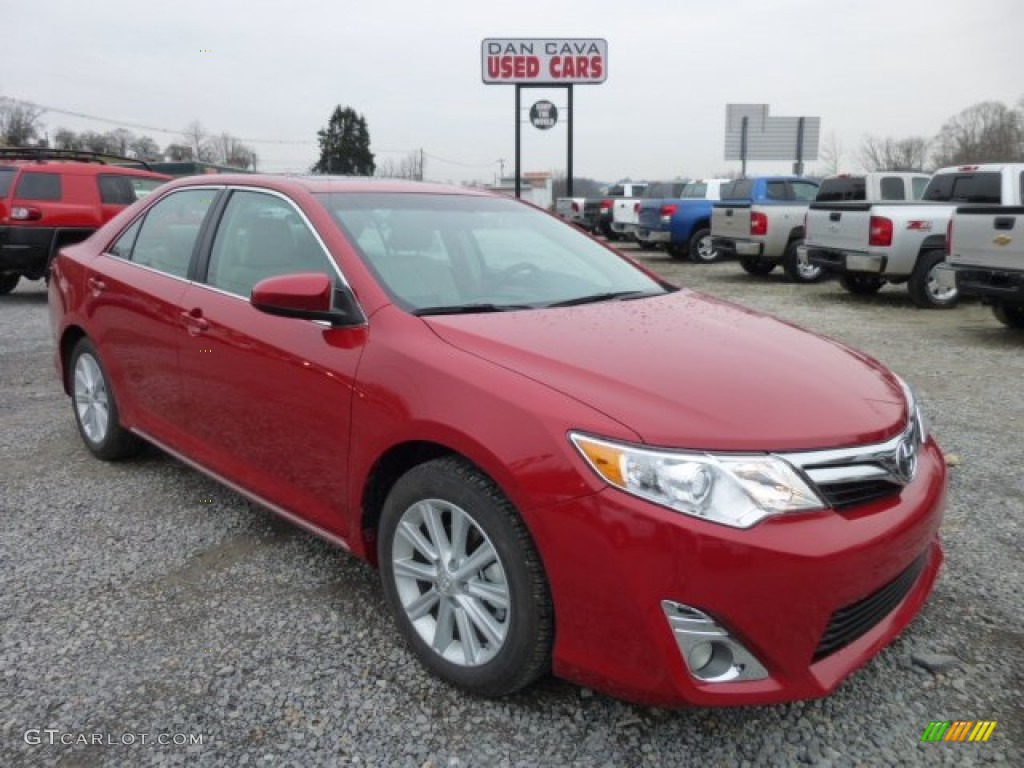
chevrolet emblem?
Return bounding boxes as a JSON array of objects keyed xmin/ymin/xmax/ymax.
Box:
[{"xmin": 993, "ymin": 235, "xmax": 1013, "ymax": 247}]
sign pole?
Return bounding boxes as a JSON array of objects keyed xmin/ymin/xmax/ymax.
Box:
[
  {"xmin": 515, "ymin": 85, "xmax": 522, "ymax": 198},
  {"xmin": 567, "ymin": 85, "xmax": 574, "ymax": 198}
]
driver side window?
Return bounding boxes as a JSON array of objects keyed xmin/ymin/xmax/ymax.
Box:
[{"xmin": 206, "ymin": 190, "xmax": 333, "ymax": 298}]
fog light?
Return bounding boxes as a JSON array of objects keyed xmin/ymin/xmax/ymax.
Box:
[{"xmin": 661, "ymin": 601, "xmax": 768, "ymax": 683}]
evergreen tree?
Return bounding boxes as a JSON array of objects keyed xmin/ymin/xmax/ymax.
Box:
[{"xmin": 312, "ymin": 105, "xmax": 375, "ymax": 175}]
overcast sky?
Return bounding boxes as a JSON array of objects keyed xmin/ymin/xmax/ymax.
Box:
[{"xmin": 4, "ymin": 0, "xmax": 1021, "ymax": 184}]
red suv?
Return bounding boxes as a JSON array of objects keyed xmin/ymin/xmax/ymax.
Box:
[
  {"xmin": 0, "ymin": 148, "xmax": 169, "ymax": 294},
  {"xmin": 48, "ymin": 174, "xmax": 946, "ymax": 707}
]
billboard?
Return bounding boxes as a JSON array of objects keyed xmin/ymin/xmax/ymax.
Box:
[
  {"xmin": 481, "ymin": 38, "xmax": 608, "ymax": 84},
  {"xmin": 724, "ymin": 104, "xmax": 820, "ymax": 162}
]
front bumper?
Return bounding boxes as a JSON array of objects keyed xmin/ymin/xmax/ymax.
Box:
[
  {"xmin": 808, "ymin": 246, "xmax": 886, "ymax": 275},
  {"xmin": 526, "ymin": 438, "xmax": 946, "ymax": 707}
]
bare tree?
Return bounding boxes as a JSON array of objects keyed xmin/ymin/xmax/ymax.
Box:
[
  {"xmin": 0, "ymin": 98, "xmax": 45, "ymax": 146},
  {"xmin": 376, "ymin": 150, "xmax": 424, "ymax": 180},
  {"xmin": 816, "ymin": 131, "xmax": 845, "ymax": 176},
  {"xmin": 931, "ymin": 100, "xmax": 1024, "ymax": 167},
  {"xmin": 180, "ymin": 121, "xmax": 216, "ymax": 163},
  {"xmin": 859, "ymin": 136, "xmax": 930, "ymax": 171},
  {"xmin": 53, "ymin": 128, "xmax": 80, "ymax": 150},
  {"xmin": 164, "ymin": 143, "xmax": 194, "ymax": 162},
  {"xmin": 78, "ymin": 131, "xmax": 117, "ymax": 155},
  {"xmin": 209, "ymin": 132, "xmax": 257, "ymax": 170},
  {"xmin": 130, "ymin": 136, "xmax": 163, "ymax": 162},
  {"xmin": 107, "ymin": 128, "xmax": 135, "ymax": 156}
]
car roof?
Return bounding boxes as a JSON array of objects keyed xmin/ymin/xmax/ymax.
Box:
[
  {"xmin": 156, "ymin": 173, "xmax": 496, "ymax": 197},
  {"xmin": 1, "ymin": 160, "xmax": 169, "ymax": 180}
]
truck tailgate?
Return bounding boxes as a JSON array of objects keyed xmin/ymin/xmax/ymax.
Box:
[
  {"xmin": 951, "ymin": 206, "xmax": 1024, "ymax": 271},
  {"xmin": 712, "ymin": 204, "xmax": 750, "ymax": 239},
  {"xmin": 805, "ymin": 203, "xmax": 872, "ymax": 251}
]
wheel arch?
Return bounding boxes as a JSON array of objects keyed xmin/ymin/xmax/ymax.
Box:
[{"xmin": 58, "ymin": 325, "xmax": 88, "ymax": 395}]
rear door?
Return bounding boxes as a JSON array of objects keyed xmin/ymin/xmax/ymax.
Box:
[
  {"xmin": 88, "ymin": 186, "xmax": 221, "ymax": 445},
  {"xmin": 950, "ymin": 206, "xmax": 1024, "ymax": 271}
]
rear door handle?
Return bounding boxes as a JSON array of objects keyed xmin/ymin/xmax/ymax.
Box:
[
  {"xmin": 87, "ymin": 277, "xmax": 106, "ymax": 293},
  {"xmin": 994, "ymin": 217, "xmax": 1015, "ymax": 230},
  {"xmin": 181, "ymin": 309, "xmax": 209, "ymax": 334}
]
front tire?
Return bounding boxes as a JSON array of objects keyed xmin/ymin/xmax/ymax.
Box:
[
  {"xmin": 992, "ymin": 302, "xmax": 1024, "ymax": 329},
  {"xmin": 68, "ymin": 338, "xmax": 141, "ymax": 460},
  {"xmin": 378, "ymin": 457, "xmax": 553, "ymax": 698},
  {"xmin": 908, "ymin": 249, "xmax": 958, "ymax": 309},
  {"xmin": 782, "ymin": 240, "xmax": 825, "ymax": 283},
  {"xmin": 839, "ymin": 274, "xmax": 885, "ymax": 296},
  {"xmin": 739, "ymin": 256, "xmax": 775, "ymax": 275},
  {"xmin": 688, "ymin": 228, "xmax": 720, "ymax": 263}
]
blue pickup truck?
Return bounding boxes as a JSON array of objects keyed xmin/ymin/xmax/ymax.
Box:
[{"xmin": 635, "ymin": 178, "xmax": 731, "ymax": 262}]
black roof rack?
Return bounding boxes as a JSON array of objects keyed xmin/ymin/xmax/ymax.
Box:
[{"xmin": 0, "ymin": 146, "xmax": 153, "ymax": 171}]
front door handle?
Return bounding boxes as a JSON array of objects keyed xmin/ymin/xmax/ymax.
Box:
[{"xmin": 181, "ymin": 309, "xmax": 209, "ymax": 334}]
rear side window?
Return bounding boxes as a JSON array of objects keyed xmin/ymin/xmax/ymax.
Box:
[
  {"xmin": 124, "ymin": 189, "xmax": 218, "ymax": 279},
  {"xmin": 14, "ymin": 172, "xmax": 61, "ymax": 201},
  {"xmin": 729, "ymin": 179, "xmax": 753, "ymax": 199},
  {"xmin": 0, "ymin": 167, "xmax": 16, "ymax": 197},
  {"xmin": 681, "ymin": 182, "xmax": 708, "ymax": 199},
  {"xmin": 607, "ymin": 184, "xmax": 625, "ymax": 197},
  {"xmin": 922, "ymin": 172, "xmax": 1002, "ymax": 203},
  {"xmin": 816, "ymin": 178, "xmax": 865, "ymax": 201},
  {"xmin": 97, "ymin": 174, "xmax": 167, "ymax": 205},
  {"xmin": 790, "ymin": 181, "xmax": 819, "ymax": 201},
  {"xmin": 108, "ymin": 218, "xmax": 143, "ymax": 260},
  {"xmin": 765, "ymin": 181, "xmax": 788, "ymax": 201},
  {"xmin": 880, "ymin": 177, "xmax": 905, "ymax": 200},
  {"xmin": 911, "ymin": 177, "xmax": 929, "ymax": 200}
]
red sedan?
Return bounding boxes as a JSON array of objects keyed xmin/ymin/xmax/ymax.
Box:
[{"xmin": 48, "ymin": 175, "xmax": 945, "ymax": 706}]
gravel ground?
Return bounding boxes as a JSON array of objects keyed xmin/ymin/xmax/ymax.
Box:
[{"xmin": 1, "ymin": 250, "xmax": 1021, "ymax": 768}]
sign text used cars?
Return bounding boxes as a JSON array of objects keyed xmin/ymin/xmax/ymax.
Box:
[{"xmin": 481, "ymin": 38, "xmax": 608, "ymax": 84}]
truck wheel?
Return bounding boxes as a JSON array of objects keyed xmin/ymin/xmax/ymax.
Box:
[
  {"xmin": 688, "ymin": 228, "xmax": 720, "ymax": 263},
  {"xmin": 0, "ymin": 274, "xmax": 19, "ymax": 295},
  {"xmin": 839, "ymin": 274, "xmax": 884, "ymax": 296},
  {"xmin": 739, "ymin": 256, "xmax": 775, "ymax": 275},
  {"xmin": 908, "ymin": 249, "xmax": 958, "ymax": 309},
  {"xmin": 782, "ymin": 240, "xmax": 825, "ymax": 283},
  {"xmin": 992, "ymin": 303, "xmax": 1024, "ymax": 329}
]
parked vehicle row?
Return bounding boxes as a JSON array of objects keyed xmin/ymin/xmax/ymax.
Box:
[{"xmin": 805, "ymin": 163, "xmax": 1024, "ymax": 309}]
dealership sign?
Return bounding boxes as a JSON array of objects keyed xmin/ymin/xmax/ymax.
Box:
[{"xmin": 482, "ymin": 38, "xmax": 608, "ymax": 84}]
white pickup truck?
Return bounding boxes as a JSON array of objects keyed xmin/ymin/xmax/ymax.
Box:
[
  {"xmin": 805, "ymin": 163, "xmax": 1024, "ymax": 308},
  {"xmin": 941, "ymin": 198, "xmax": 1024, "ymax": 328},
  {"xmin": 584, "ymin": 182, "xmax": 648, "ymax": 240},
  {"xmin": 554, "ymin": 197, "xmax": 588, "ymax": 228}
]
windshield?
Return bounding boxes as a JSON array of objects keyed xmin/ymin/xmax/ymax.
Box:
[{"xmin": 317, "ymin": 192, "xmax": 669, "ymax": 313}]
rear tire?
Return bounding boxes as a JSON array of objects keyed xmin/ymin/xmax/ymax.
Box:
[
  {"xmin": 908, "ymin": 249, "xmax": 958, "ymax": 309},
  {"xmin": 739, "ymin": 256, "xmax": 775, "ymax": 275},
  {"xmin": 378, "ymin": 457, "xmax": 553, "ymax": 698},
  {"xmin": 782, "ymin": 240, "xmax": 826, "ymax": 283},
  {"xmin": 68, "ymin": 339, "xmax": 142, "ymax": 460},
  {"xmin": 688, "ymin": 228, "xmax": 720, "ymax": 263},
  {"xmin": 839, "ymin": 274, "xmax": 885, "ymax": 296},
  {"xmin": 992, "ymin": 302, "xmax": 1024, "ymax": 329},
  {"xmin": 0, "ymin": 274, "xmax": 19, "ymax": 295}
]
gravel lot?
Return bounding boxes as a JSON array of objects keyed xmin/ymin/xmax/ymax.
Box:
[{"xmin": 1, "ymin": 248, "xmax": 1021, "ymax": 768}]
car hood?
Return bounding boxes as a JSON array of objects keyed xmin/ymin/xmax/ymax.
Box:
[{"xmin": 424, "ymin": 291, "xmax": 906, "ymax": 451}]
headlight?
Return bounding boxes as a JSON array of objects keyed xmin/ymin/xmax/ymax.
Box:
[
  {"xmin": 897, "ymin": 377, "xmax": 928, "ymax": 443},
  {"xmin": 570, "ymin": 433, "xmax": 824, "ymax": 529}
]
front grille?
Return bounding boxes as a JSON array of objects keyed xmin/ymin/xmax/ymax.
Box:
[
  {"xmin": 813, "ymin": 553, "xmax": 927, "ymax": 662},
  {"xmin": 817, "ymin": 478, "xmax": 902, "ymax": 510}
]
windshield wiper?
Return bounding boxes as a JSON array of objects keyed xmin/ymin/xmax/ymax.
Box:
[
  {"xmin": 412, "ymin": 303, "xmax": 534, "ymax": 316},
  {"xmin": 545, "ymin": 290, "xmax": 661, "ymax": 308}
]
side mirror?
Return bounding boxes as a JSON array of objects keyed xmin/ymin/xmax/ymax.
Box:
[{"xmin": 251, "ymin": 272, "xmax": 365, "ymax": 326}]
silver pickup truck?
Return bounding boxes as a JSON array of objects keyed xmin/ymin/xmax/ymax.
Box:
[
  {"xmin": 805, "ymin": 163, "xmax": 1024, "ymax": 308},
  {"xmin": 941, "ymin": 203, "xmax": 1024, "ymax": 328}
]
